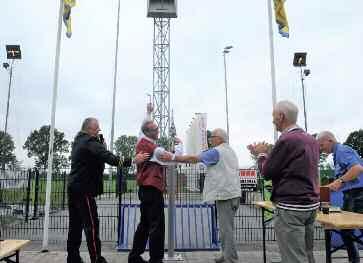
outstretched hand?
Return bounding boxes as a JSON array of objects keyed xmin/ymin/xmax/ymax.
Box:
[{"xmin": 159, "ymin": 152, "xmax": 174, "ymax": 162}]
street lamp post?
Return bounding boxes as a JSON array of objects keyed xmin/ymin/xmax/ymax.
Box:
[
  {"xmin": 3, "ymin": 61, "xmax": 14, "ymax": 134},
  {"xmin": 293, "ymin": 52, "xmax": 310, "ymax": 132},
  {"xmin": 223, "ymin": 45, "xmax": 233, "ymax": 140},
  {"xmin": 3, "ymin": 45, "xmax": 21, "ymax": 134}
]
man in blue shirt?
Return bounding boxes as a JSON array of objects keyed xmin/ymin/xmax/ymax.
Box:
[
  {"xmin": 318, "ymin": 131, "xmax": 363, "ymax": 263},
  {"xmin": 161, "ymin": 128, "xmax": 241, "ymax": 263}
]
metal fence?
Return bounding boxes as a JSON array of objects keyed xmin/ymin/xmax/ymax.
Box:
[{"xmin": 0, "ymin": 166, "xmax": 324, "ymax": 247}]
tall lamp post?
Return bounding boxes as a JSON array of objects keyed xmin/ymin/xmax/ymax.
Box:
[
  {"xmin": 3, "ymin": 45, "xmax": 21, "ymax": 134},
  {"xmin": 223, "ymin": 45, "xmax": 233, "ymax": 140},
  {"xmin": 293, "ymin": 52, "xmax": 310, "ymax": 132}
]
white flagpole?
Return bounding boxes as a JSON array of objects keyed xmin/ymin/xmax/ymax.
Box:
[
  {"xmin": 110, "ymin": 0, "xmax": 121, "ymax": 154},
  {"xmin": 42, "ymin": 0, "xmax": 64, "ymax": 251},
  {"xmin": 267, "ymin": 0, "xmax": 278, "ymax": 142}
]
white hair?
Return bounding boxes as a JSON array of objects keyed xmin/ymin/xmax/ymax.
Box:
[
  {"xmin": 81, "ymin": 117, "xmax": 98, "ymax": 132},
  {"xmin": 274, "ymin": 100, "xmax": 298, "ymax": 124},
  {"xmin": 212, "ymin": 128, "xmax": 228, "ymax": 143},
  {"xmin": 317, "ymin": 131, "xmax": 337, "ymax": 143}
]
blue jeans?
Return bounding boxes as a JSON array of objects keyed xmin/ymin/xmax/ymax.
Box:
[{"xmin": 342, "ymin": 188, "xmax": 363, "ymax": 263}]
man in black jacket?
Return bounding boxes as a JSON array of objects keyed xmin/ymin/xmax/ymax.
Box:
[{"xmin": 67, "ymin": 117, "xmax": 127, "ymax": 263}]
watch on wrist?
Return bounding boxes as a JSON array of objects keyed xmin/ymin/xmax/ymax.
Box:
[{"xmin": 337, "ymin": 178, "xmax": 345, "ymax": 184}]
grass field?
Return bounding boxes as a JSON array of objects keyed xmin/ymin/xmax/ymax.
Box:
[{"xmin": 0, "ymin": 177, "xmax": 138, "ymax": 206}]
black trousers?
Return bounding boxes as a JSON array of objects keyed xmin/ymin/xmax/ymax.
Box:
[
  {"xmin": 67, "ymin": 192, "xmax": 101, "ymax": 263},
  {"xmin": 129, "ymin": 186, "xmax": 165, "ymax": 263}
]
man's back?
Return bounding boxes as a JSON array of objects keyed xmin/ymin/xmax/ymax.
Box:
[{"xmin": 263, "ymin": 128, "xmax": 320, "ymax": 205}]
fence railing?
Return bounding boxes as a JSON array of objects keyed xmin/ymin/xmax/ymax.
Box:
[{"xmin": 0, "ymin": 166, "xmax": 325, "ymax": 246}]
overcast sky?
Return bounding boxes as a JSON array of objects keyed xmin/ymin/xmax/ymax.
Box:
[{"xmin": 0, "ymin": 1, "xmax": 362, "ymax": 168}]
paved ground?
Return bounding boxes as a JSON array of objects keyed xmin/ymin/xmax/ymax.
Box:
[{"xmin": 15, "ymin": 241, "xmax": 350, "ymax": 263}]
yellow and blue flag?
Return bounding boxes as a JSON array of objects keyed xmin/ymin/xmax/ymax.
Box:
[
  {"xmin": 63, "ymin": 0, "xmax": 76, "ymax": 38},
  {"xmin": 273, "ymin": 0, "xmax": 289, "ymax": 38}
]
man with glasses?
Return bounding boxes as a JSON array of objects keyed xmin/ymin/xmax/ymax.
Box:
[
  {"xmin": 128, "ymin": 105, "xmax": 182, "ymax": 263},
  {"xmin": 161, "ymin": 128, "xmax": 241, "ymax": 263}
]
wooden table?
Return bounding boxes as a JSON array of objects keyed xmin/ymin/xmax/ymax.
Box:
[
  {"xmin": 0, "ymin": 240, "xmax": 30, "ymax": 263},
  {"xmin": 316, "ymin": 212, "xmax": 363, "ymax": 263},
  {"xmin": 255, "ymin": 201, "xmax": 363, "ymax": 263}
]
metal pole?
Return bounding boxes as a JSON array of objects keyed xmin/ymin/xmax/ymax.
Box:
[
  {"xmin": 165, "ymin": 118, "xmax": 183, "ymax": 261},
  {"xmin": 223, "ymin": 53, "xmax": 230, "ymax": 140},
  {"xmin": 167, "ymin": 120, "xmax": 176, "ymax": 258},
  {"xmin": 167, "ymin": 160, "xmax": 176, "ymax": 259},
  {"xmin": 4, "ymin": 60, "xmax": 14, "ymax": 134},
  {"xmin": 267, "ymin": 0, "xmax": 278, "ymax": 142},
  {"xmin": 110, "ymin": 0, "xmax": 121, "ymax": 154},
  {"xmin": 300, "ymin": 67, "xmax": 308, "ymax": 132},
  {"xmin": 42, "ymin": 0, "xmax": 63, "ymax": 251}
]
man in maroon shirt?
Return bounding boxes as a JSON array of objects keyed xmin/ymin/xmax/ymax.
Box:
[
  {"xmin": 128, "ymin": 104, "xmax": 182, "ymax": 263},
  {"xmin": 248, "ymin": 100, "xmax": 320, "ymax": 263}
]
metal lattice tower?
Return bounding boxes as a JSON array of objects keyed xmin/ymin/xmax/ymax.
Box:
[{"xmin": 152, "ymin": 18, "xmax": 170, "ymax": 138}]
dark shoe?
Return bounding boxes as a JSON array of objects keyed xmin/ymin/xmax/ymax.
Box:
[
  {"xmin": 214, "ymin": 255, "xmax": 224, "ymax": 263},
  {"xmin": 95, "ymin": 256, "xmax": 108, "ymax": 263},
  {"xmin": 128, "ymin": 255, "xmax": 148, "ymax": 263},
  {"xmin": 67, "ymin": 256, "xmax": 84, "ymax": 263}
]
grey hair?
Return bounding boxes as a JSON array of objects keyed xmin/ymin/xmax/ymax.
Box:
[
  {"xmin": 212, "ymin": 128, "xmax": 228, "ymax": 143},
  {"xmin": 274, "ymin": 100, "xmax": 298, "ymax": 124},
  {"xmin": 81, "ymin": 117, "xmax": 97, "ymax": 132},
  {"xmin": 141, "ymin": 120, "xmax": 154, "ymax": 134},
  {"xmin": 317, "ymin": 131, "xmax": 337, "ymax": 143}
]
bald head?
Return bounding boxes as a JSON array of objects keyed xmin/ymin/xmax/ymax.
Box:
[
  {"xmin": 317, "ymin": 130, "xmax": 337, "ymax": 154},
  {"xmin": 317, "ymin": 131, "xmax": 337, "ymax": 143}
]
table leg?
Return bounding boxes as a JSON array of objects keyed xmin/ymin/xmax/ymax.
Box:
[{"xmin": 325, "ymin": 230, "xmax": 331, "ymax": 263}]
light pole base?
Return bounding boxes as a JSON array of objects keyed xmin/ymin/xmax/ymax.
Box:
[{"xmin": 164, "ymin": 253, "xmax": 184, "ymax": 261}]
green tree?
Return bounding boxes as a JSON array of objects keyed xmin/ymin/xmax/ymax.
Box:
[
  {"xmin": 344, "ymin": 129, "xmax": 363, "ymax": 158},
  {"xmin": 23, "ymin": 125, "xmax": 70, "ymax": 170},
  {"xmin": 114, "ymin": 135, "xmax": 138, "ymax": 159},
  {"xmin": 319, "ymin": 153, "xmax": 334, "ymax": 185},
  {"xmin": 0, "ymin": 131, "xmax": 17, "ymax": 168}
]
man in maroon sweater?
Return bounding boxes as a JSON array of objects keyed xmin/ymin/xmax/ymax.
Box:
[{"xmin": 248, "ymin": 100, "xmax": 320, "ymax": 263}]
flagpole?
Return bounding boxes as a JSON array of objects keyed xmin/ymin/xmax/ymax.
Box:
[
  {"xmin": 110, "ymin": 0, "xmax": 121, "ymax": 155},
  {"xmin": 42, "ymin": 0, "xmax": 64, "ymax": 251},
  {"xmin": 267, "ymin": 0, "xmax": 278, "ymax": 142}
]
